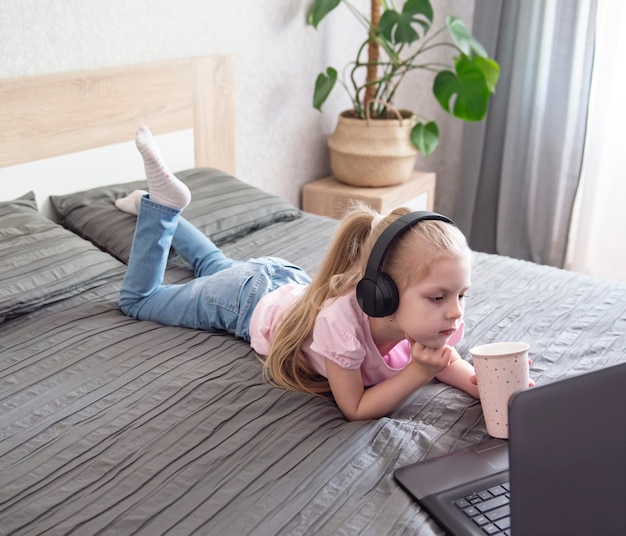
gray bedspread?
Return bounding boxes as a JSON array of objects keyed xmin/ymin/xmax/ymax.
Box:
[{"xmin": 2, "ymin": 213, "xmax": 625, "ymax": 535}]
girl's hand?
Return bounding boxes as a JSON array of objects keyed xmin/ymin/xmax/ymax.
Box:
[{"xmin": 407, "ymin": 337, "xmax": 452, "ymax": 376}]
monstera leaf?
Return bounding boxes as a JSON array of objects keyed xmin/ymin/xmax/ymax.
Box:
[
  {"xmin": 434, "ymin": 55, "xmax": 499, "ymax": 121},
  {"xmin": 378, "ymin": 0, "xmax": 433, "ymax": 44}
]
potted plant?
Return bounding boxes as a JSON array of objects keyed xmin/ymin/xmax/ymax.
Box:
[{"xmin": 309, "ymin": 0, "xmax": 500, "ymax": 186}]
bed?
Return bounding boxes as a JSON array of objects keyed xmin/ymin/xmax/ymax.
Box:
[{"xmin": 1, "ymin": 56, "xmax": 625, "ymax": 535}]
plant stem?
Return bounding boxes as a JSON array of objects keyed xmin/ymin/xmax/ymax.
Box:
[{"xmin": 364, "ymin": 0, "xmax": 381, "ymax": 111}]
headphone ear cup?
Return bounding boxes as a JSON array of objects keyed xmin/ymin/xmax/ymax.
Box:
[
  {"xmin": 356, "ymin": 272, "xmax": 399, "ymax": 317},
  {"xmin": 374, "ymin": 272, "xmax": 399, "ymax": 317}
]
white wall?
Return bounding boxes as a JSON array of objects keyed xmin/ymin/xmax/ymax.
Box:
[{"xmin": 0, "ymin": 0, "xmax": 471, "ymax": 214}]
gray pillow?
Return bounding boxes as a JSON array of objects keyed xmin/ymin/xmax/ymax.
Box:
[
  {"xmin": 0, "ymin": 192, "xmax": 125, "ymax": 322},
  {"xmin": 50, "ymin": 168, "xmax": 302, "ymax": 263}
]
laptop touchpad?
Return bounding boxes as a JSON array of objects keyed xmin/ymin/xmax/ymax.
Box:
[
  {"xmin": 472, "ymin": 437, "xmax": 509, "ymax": 471},
  {"xmin": 395, "ymin": 439, "xmax": 509, "ymax": 498}
]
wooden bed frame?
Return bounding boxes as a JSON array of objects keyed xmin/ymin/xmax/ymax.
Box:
[{"xmin": 0, "ymin": 56, "xmax": 235, "ymax": 206}]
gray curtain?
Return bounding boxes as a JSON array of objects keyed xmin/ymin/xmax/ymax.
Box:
[{"xmin": 454, "ymin": 0, "xmax": 597, "ymax": 267}]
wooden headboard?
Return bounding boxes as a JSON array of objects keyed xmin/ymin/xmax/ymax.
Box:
[{"xmin": 0, "ymin": 56, "xmax": 235, "ymax": 213}]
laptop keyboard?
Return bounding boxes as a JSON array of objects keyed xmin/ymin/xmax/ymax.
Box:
[{"xmin": 453, "ymin": 481, "xmax": 511, "ymax": 535}]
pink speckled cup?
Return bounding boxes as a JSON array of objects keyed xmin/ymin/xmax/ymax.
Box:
[{"xmin": 470, "ymin": 342, "xmax": 530, "ymax": 438}]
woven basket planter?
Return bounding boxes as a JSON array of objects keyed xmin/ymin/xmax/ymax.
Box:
[{"xmin": 327, "ymin": 109, "xmax": 418, "ymax": 187}]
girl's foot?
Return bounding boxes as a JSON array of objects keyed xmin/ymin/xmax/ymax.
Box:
[
  {"xmin": 135, "ymin": 126, "xmax": 191, "ymax": 210},
  {"xmin": 114, "ymin": 189, "xmax": 147, "ymax": 215}
]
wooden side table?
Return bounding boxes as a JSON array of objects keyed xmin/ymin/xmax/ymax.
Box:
[{"xmin": 302, "ymin": 171, "xmax": 436, "ymax": 219}]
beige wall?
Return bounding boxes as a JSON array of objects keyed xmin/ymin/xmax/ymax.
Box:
[{"xmin": 0, "ymin": 0, "xmax": 473, "ymax": 214}]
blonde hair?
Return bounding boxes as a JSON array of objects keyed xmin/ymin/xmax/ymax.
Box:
[{"xmin": 262, "ymin": 203, "xmax": 470, "ymax": 396}]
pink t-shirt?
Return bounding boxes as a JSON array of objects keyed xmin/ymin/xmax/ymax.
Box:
[{"xmin": 249, "ymin": 284, "xmax": 463, "ymax": 386}]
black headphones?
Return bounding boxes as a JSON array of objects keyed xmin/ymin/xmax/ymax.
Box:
[{"xmin": 356, "ymin": 210, "xmax": 456, "ymax": 317}]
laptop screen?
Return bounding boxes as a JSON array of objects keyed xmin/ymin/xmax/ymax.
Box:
[
  {"xmin": 508, "ymin": 362, "xmax": 626, "ymax": 535},
  {"xmin": 394, "ymin": 363, "xmax": 626, "ymax": 536}
]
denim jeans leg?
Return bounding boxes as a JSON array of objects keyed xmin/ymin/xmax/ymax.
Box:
[
  {"xmin": 120, "ymin": 197, "xmax": 179, "ymax": 306},
  {"xmin": 118, "ymin": 198, "xmax": 206, "ymax": 328},
  {"xmin": 172, "ymin": 217, "xmax": 239, "ymax": 276}
]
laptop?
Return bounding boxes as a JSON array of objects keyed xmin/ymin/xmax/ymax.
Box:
[{"xmin": 394, "ymin": 362, "xmax": 626, "ymax": 535}]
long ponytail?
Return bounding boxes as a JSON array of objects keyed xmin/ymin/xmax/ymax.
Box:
[{"xmin": 262, "ymin": 203, "xmax": 411, "ymax": 396}]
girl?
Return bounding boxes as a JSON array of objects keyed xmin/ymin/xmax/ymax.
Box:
[{"xmin": 117, "ymin": 126, "xmax": 479, "ymax": 422}]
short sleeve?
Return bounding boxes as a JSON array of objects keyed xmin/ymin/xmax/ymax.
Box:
[
  {"xmin": 310, "ymin": 315, "xmax": 366, "ymax": 370},
  {"xmin": 384, "ymin": 340, "xmax": 412, "ymax": 369}
]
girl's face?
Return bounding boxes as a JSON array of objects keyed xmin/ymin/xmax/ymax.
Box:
[{"xmin": 391, "ymin": 254, "xmax": 472, "ymax": 348}]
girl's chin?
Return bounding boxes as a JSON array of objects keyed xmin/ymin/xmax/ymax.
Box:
[{"xmin": 416, "ymin": 335, "xmax": 450, "ymax": 348}]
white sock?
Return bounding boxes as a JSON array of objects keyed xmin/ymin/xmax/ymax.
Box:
[
  {"xmin": 114, "ymin": 189, "xmax": 148, "ymax": 215},
  {"xmin": 135, "ymin": 126, "xmax": 191, "ymax": 210}
]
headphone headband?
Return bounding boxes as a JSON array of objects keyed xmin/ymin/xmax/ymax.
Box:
[
  {"xmin": 365, "ymin": 211, "xmax": 455, "ymax": 278},
  {"xmin": 356, "ymin": 210, "xmax": 456, "ymax": 317}
]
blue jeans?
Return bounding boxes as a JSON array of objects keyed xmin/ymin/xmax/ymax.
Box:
[{"xmin": 119, "ymin": 196, "xmax": 310, "ymax": 341}]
